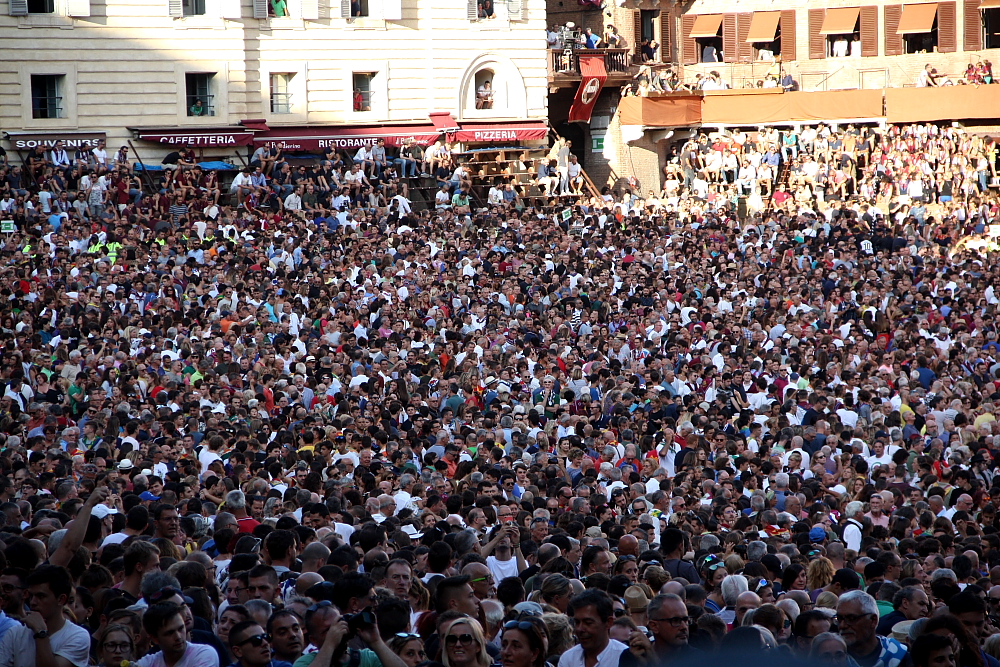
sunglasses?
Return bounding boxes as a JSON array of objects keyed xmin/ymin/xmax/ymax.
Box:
[
  {"xmin": 396, "ymin": 633, "xmax": 421, "ymax": 640},
  {"xmin": 237, "ymin": 634, "xmax": 269, "ymax": 648},
  {"xmin": 445, "ymin": 634, "xmax": 475, "ymax": 646},
  {"xmin": 503, "ymin": 621, "xmax": 535, "ymax": 631}
]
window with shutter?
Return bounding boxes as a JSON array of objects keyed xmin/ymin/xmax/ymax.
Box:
[
  {"xmin": 633, "ymin": 10, "xmax": 642, "ymax": 58},
  {"xmin": 382, "ymin": 0, "xmax": 401, "ymax": 19},
  {"xmin": 965, "ymin": 0, "xmax": 982, "ymax": 50},
  {"xmin": 722, "ymin": 13, "xmax": 737, "ymax": 62},
  {"xmin": 780, "ymin": 9, "xmax": 796, "ymax": 60},
  {"xmin": 9, "ymin": 0, "xmax": 28, "ymax": 14},
  {"xmin": 681, "ymin": 14, "xmax": 697, "ymax": 64},
  {"xmin": 736, "ymin": 12, "xmax": 752, "ymax": 60},
  {"xmin": 506, "ymin": 0, "xmax": 521, "ymax": 20},
  {"xmin": 860, "ymin": 5, "xmax": 878, "ymax": 55},
  {"xmin": 467, "ymin": 0, "xmax": 478, "ymax": 20},
  {"xmin": 67, "ymin": 0, "xmax": 90, "ymax": 16},
  {"xmin": 299, "ymin": 0, "xmax": 319, "ymax": 18},
  {"xmin": 884, "ymin": 5, "xmax": 903, "ymax": 54},
  {"xmin": 169, "ymin": 0, "xmax": 183, "ymax": 16},
  {"xmin": 938, "ymin": 0, "xmax": 957, "ymax": 50},
  {"xmin": 808, "ymin": 8, "xmax": 825, "ymax": 58},
  {"xmin": 218, "ymin": 0, "xmax": 241, "ymax": 18},
  {"xmin": 252, "ymin": 0, "xmax": 267, "ymax": 17},
  {"xmin": 660, "ymin": 8, "xmax": 674, "ymax": 62}
]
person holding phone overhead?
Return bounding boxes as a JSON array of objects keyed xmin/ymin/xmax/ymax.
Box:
[{"xmin": 482, "ymin": 523, "xmax": 524, "ymax": 585}]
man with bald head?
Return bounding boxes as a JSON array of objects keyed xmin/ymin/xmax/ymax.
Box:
[
  {"xmin": 462, "ymin": 562, "xmax": 495, "ymax": 601},
  {"xmin": 735, "ymin": 591, "xmax": 761, "ymax": 627},
  {"xmin": 660, "ymin": 581, "xmax": 686, "ymax": 598},
  {"xmin": 296, "ymin": 572, "xmax": 324, "ymax": 596},
  {"xmin": 618, "ymin": 535, "xmax": 639, "ymax": 557}
]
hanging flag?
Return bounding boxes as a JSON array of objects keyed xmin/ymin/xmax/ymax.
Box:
[{"xmin": 568, "ymin": 54, "xmax": 608, "ymax": 123}]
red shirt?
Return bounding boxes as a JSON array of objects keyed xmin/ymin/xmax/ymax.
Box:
[{"xmin": 237, "ymin": 516, "xmax": 260, "ymax": 534}]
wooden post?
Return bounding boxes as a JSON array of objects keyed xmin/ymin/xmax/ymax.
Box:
[{"xmin": 127, "ymin": 141, "xmax": 157, "ymax": 193}]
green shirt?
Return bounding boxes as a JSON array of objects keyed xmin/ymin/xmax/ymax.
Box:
[{"xmin": 294, "ymin": 649, "xmax": 383, "ymax": 667}]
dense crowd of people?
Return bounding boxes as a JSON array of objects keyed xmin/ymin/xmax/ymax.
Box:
[
  {"xmin": 1, "ymin": 117, "xmax": 1000, "ymax": 667},
  {"xmin": 658, "ymin": 122, "xmax": 1000, "ymax": 218}
]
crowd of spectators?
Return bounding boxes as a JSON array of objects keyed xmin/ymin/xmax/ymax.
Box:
[
  {"xmin": 2, "ymin": 114, "xmax": 1000, "ymax": 667},
  {"xmin": 658, "ymin": 123, "xmax": 1000, "ymax": 219}
]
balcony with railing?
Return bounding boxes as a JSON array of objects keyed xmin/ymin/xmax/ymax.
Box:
[{"xmin": 547, "ymin": 48, "xmax": 637, "ymax": 87}]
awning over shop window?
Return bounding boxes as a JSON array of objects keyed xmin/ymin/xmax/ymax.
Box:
[
  {"xmin": 980, "ymin": 0, "xmax": 1000, "ymax": 9},
  {"xmin": 896, "ymin": 3, "xmax": 938, "ymax": 34},
  {"xmin": 745, "ymin": 11, "xmax": 781, "ymax": 42},
  {"xmin": 819, "ymin": 7, "xmax": 861, "ymax": 34},
  {"xmin": 688, "ymin": 14, "xmax": 723, "ymax": 38},
  {"xmin": 452, "ymin": 121, "xmax": 548, "ymax": 143},
  {"xmin": 253, "ymin": 125, "xmax": 441, "ymax": 151},
  {"xmin": 429, "ymin": 112, "xmax": 460, "ymax": 133},
  {"xmin": 3, "ymin": 131, "xmax": 106, "ymax": 150},
  {"xmin": 240, "ymin": 119, "xmax": 271, "ymax": 131},
  {"xmin": 133, "ymin": 127, "xmax": 256, "ymax": 147}
]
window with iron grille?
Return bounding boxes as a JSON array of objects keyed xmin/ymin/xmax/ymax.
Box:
[
  {"xmin": 352, "ymin": 72, "xmax": 374, "ymax": 112},
  {"xmin": 31, "ymin": 75, "xmax": 63, "ymax": 119},
  {"xmin": 186, "ymin": 72, "xmax": 216, "ymax": 117},
  {"xmin": 270, "ymin": 73, "xmax": 294, "ymax": 114}
]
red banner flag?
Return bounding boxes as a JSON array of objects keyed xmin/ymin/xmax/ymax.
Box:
[{"xmin": 568, "ymin": 54, "xmax": 608, "ymax": 123}]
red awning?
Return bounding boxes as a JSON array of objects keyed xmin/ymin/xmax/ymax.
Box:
[
  {"xmin": 133, "ymin": 127, "xmax": 255, "ymax": 147},
  {"xmin": 452, "ymin": 121, "xmax": 549, "ymax": 143},
  {"xmin": 429, "ymin": 112, "xmax": 460, "ymax": 133},
  {"xmin": 253, "ymin": 124, "xmax": 441, "ymax": 151},
  {"xmin": 240, "ymin": 118, "xmax": 271, "ymax": 131}
]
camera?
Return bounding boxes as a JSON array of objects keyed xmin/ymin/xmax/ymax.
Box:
[{"xmin": 342, "ymin": 607, "xmax": 376, "ymax": 636}]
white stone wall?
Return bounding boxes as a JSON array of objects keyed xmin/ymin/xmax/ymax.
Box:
[{"xmin": 0, "ymin": 0, "xmax": 549, "ymax": 162}]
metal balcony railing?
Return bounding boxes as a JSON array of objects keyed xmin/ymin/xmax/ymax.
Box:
[{"xmin": 548, "ymin": 48, "xmax": 632, "ymax": 76}]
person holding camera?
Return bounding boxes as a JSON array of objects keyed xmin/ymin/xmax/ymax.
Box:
[{"xmin": 297, "ymin": 605, "xmax": 407, "ymax": 667}]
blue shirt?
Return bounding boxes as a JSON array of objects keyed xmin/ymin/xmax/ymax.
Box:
[{"xmin": 0, "ymin": 612, "xmax": 18, "ymax": 645}]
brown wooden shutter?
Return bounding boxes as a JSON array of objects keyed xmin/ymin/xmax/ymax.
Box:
[
  {"xmin": 938, "ymin": 0, "xmax": 958, "ymax": 51},
  {"xmin": 965, "ymin": 0, "xmax": 982, "ymax": 51},
  {"xmin": 633, "ymin": 9, "xmax": 643, "ymax": 58},
  {"xmin": 661, "ymin": 7, "xmax": 676, "ymax": 63},
  {"xmin": 885, "ymin": 4, "xmax": 903, "ymax": 55},
  {"xmin": 682, "ymin": 14, "xmax": 697, "ymax": 64},
  {"xmin": 737, "ymin": 12, "xmax": 753, "ymax": 60},
  {"xmin": 723, "ymin": 13, "xmax": 737, "ymax": 62},
  {"xmin": 780, "ymin": 9, "xmax": 796, "ymax": 60},
  {"xmin": 808, "ymin": 8, "xmax": 826, "ymax": 58},
  {"xmin": 860, "ymin": 5, "xmax": 879, "ymax": 56}
]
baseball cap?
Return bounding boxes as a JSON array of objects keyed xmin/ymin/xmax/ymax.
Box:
[
  {"xmin": 139, "ymin": 491, "xmax": 161, "ymax": 501},
  {"xmin": 92, "ymin": 505, "xmax": 118, "ymax": 520}
]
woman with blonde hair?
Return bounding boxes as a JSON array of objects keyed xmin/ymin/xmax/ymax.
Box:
[
  {"xmin": 541, "ymin": 613, "xmax": 574, "ymax": 662},
  {"xmin": 441, "ymin": 617, "xmax": 491, "ymax": 667},
  {"xmin": 815, "ymin": 591, "xmax": 839, "ymax": 610},
  {"xmin": 807, "ymin": 557, "xmax": 836, "ymax": 591}
]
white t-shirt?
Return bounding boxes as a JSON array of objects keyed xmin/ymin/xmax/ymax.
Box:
[
  {"xmin": 0, "ymin": 620, "xmax": 91, "ymax": 667},
  {"xmin": 137, "ymin": 643, "xmax": 219, "ymax": 667},
  {"xmin": 198, "ymin": 448, "xmax": 222, "ymax": 478},
  {"xmin": 486, "ymin": 555, "xmax": 519, "ymax": 584}
]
